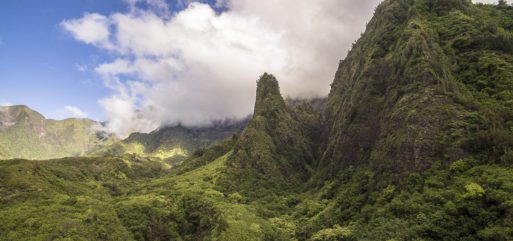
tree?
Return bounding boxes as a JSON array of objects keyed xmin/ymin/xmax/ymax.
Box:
[{"xmin": 311, "ymin": 225, "xmax": 355, "ymax": 241}]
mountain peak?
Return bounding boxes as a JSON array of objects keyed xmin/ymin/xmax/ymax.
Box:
[
  {"xmin": 256, "ymin": 73, "xmax": 279, "ymax": 93},
  {"xmin": 254, "ymin": 73, "xmax": 287, "ymax": 116},
  {"xmin": 224, "ymin": 73, "xmax": 316, "ymax": 195},
  {"xmin": 0, "ymin": 105, "xmax": 45, "ymax": 125},
  {"xmin": 1, "ymin": 105, "xmax": 34, "ymax": 113}
]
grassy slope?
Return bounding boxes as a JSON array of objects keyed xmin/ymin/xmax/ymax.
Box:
[{"xmin": 0, "ymin": 106, "xmax": 113, "ymax": 160}]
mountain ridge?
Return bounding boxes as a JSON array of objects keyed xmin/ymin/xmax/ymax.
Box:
[
  {"xmin": 0, "ymin": 105, "xmax": 110, "ymax": 160},
  {"xmin": 90, "ymin": 118, "xmax": 250, "ymax": 165}
]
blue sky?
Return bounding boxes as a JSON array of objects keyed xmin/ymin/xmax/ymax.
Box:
[
  {"xmin": 0, "ymin": 0, "xmax": 130, "ymax": 120},
  {"xmin": 0, "ymin": 0, "xmax": 230, "ymax": 121}
]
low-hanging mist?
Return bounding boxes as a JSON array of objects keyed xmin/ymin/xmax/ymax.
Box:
[{"xmin": 61, "ymin": 0, "xmax": 503, "ymax": 137}]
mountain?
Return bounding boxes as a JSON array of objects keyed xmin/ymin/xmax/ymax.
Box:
[
  {"xmin": 0, "ymin": 105, "xmax": 113, "ymax": 160},
  {"xmin": 305, "ymin": 0, "xmax": 513, "ymax": 239},
  {"xmin": 1, "ymin": 0, "xmax": 513, "ymax": 240},
  {"xmin": 219, "ymin": 74, "xmax": 317, "ymax": 199},
  {"xmin": 89, "ymin": 119, "xmax": 249, "ymax": 166},
  {"xmin": 320, "ymin": 0, "xmax": 513, "ymax": 176},
  {"xmin": 88, "ymin": 98, "xmax": 322, "ymax": 166},
  {"xmin": 0, "ymin": 105, "xmax": 248, "ymax": 163}
]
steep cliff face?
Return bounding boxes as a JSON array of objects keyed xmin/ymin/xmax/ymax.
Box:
[{"xmin": 321, "ymin": 0, "xmax": 513, "ymax": 175}]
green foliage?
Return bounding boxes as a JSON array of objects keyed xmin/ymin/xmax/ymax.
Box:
[
  {"xmin": 310, "ymin": 225, "xmax": 354, "ymax": 241},
  {"xmin": 228, "ymin": 192, "xmax": 244, "ymax": 203},
  {"xmin": 0, "ymin": 157, "xmax": 166, "ymax": 240},
  {"xmin": 294, "ymin": 162, "xmax": 513, "ymax": 241},
  {"xmin": 115, "ymin": 193, "xmax": 226, "ymax": 240},
  {"xmin": 464, "ymin": 182, "xmax": 485, "ymax": 198}
]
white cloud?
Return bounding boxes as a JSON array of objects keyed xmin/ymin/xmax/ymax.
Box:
[
  {"xmin": 60, "ymin": 0, "xmax": 389, "ymax": 137},
  {"xmin": 57, "ymin": 106, "xmax": 89, "ymax": 119},
  {"xmin": 61, "ymin": 13, "xmax": 114, "ymax": 50}
]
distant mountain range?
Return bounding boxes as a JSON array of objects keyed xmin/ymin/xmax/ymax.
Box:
[
  {"xmin": 0, "ymin": 105, "xmax": 110, "ymax": 160},
  {"xmin": 0, "ymin": 101, "xmax": 322, "ymax": 162},
  {"xmin": 0, "ymin": 105, "xmax": 248, "ymax": 162},
  {"xmin": 89, "ymin": 119, "xmax": 250, "ymax": 166}
]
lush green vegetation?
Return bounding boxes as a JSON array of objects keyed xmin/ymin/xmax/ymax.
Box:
[
  {"xmin": 0, "ymin": 156, "xmax": 166, "ymax": 240},
  {"xmin": 1, "ymin": 0, "xmax": 512, "ymax": 240}
]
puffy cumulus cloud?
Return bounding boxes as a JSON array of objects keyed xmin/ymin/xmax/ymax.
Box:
[
  {"xmin": 62, "ymin": 0, "xmax": 383, "ymax": 137},
  {"xmin": 57, "ymin": 106, "xmax": 89, "ymax": 119},
  {"xmin": 61, "ymin": 13, "xmax": 114, "ymax": 50}
]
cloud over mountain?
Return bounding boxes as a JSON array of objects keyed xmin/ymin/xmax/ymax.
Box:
[{"xmin": 62, "ymin": 0, "xmax": 503, "ymax": 137}]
